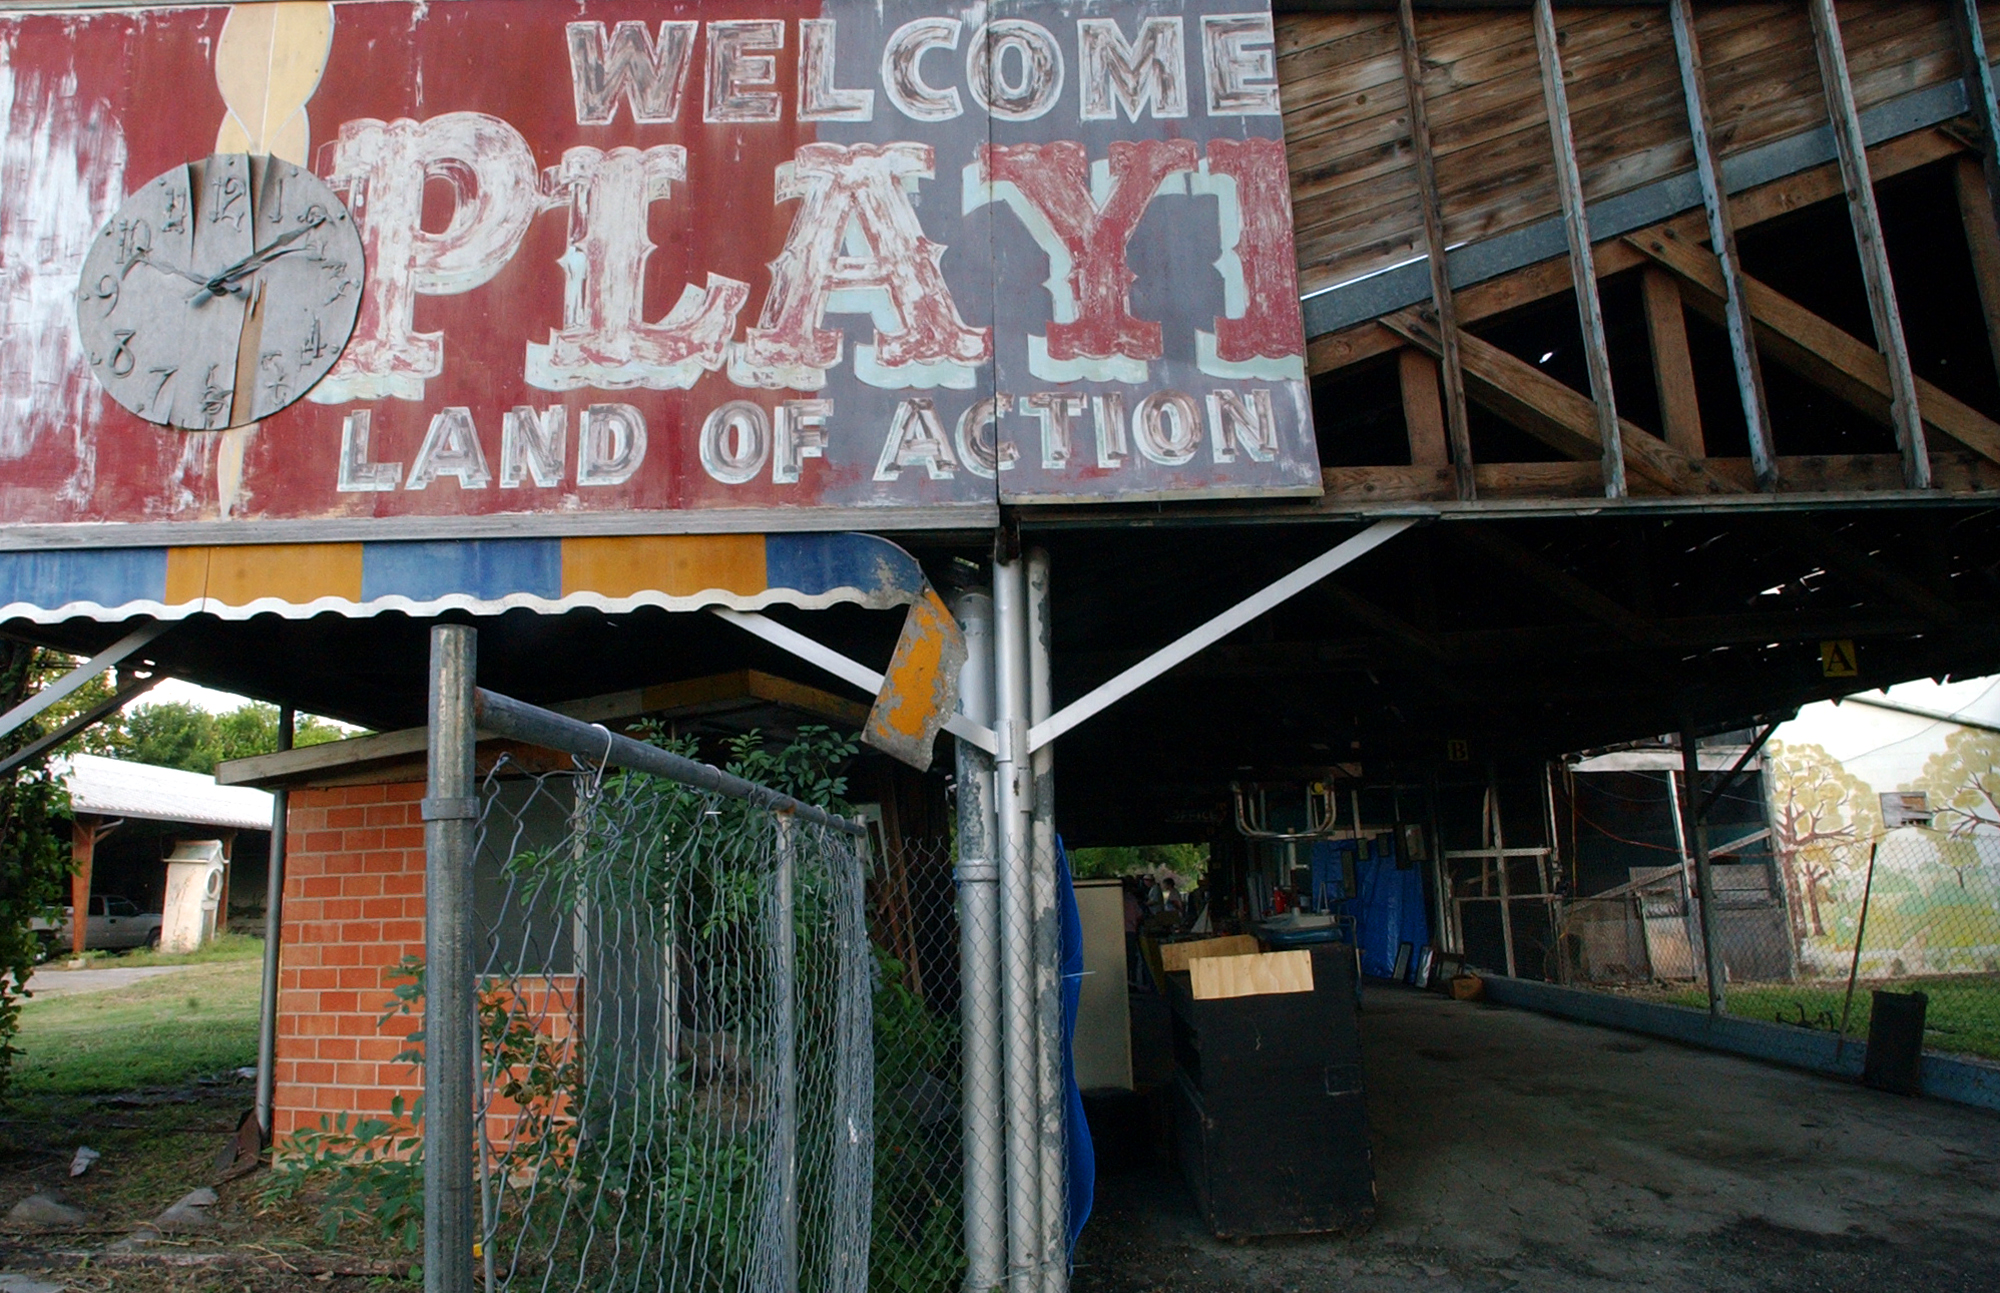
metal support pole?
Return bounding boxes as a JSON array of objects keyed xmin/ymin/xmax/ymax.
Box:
[
  {"xmin": 992, "ymin": 554, "xmax": 1040, "ymax": 1293},
  {"xmin": 424, "ymin": 625, "xmax": 478, "ymax": 1293},
  {"xmin": 952, "ymin": 590, "xmax": 1006, "ymax": 1293},
  {"xmin": 1026, "ymin": 549, "xmax": 1066, "ymax": 1293},
  {"xmin": 773, "ymin": 813, "xmax": 799, "ymax": 1293},
  {"xmin": 254, "ymin": 707, "xmax": 294, "ymax": 1142},
  {"xmin": 1678, "ymin": 732, "xmax": 1728, "ymax": 1016}
]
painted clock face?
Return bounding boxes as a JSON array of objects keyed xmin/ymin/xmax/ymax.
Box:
[{"xmin": 74, "ymin": 153, "xmax": 364, "ymax": 431}]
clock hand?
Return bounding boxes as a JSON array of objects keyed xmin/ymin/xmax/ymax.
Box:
[
  {"xmin": 191, "ymin": 217, "xmax": 326, "ymax": 299},
  {"xmin": 133, "ymin": 254, "xmax": 209, "ymax": 287}
]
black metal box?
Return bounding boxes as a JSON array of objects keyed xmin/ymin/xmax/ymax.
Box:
[{"xmin": 1166, "ymin": 945, "xmax": 1376, "ymax": 1238}]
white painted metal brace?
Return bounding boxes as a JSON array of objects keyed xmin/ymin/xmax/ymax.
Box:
[
  {"xmin": 711, "ymin": 608, "xmax": 1000, "ymax": 753},
  {"xmin": 0, "ymin": 621, "xmax": 170, "ymax": 742},
  {"xmin": 1024, "ymin": 519, "xmax": 1414, "ymax": 753}
]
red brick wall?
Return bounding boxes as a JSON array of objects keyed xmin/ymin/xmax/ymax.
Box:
[{"xmin": 272, "ymin": 781, "xmax": 428, "ymax": 1145}]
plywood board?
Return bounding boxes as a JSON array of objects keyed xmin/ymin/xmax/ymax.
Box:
[
  {"xmin": 1160, "ymin": 934, "xmax": 1262, "ymax": 974},
  {"xmin": 1189, "ymin": 949, "xmax": 1316, "ymax": 1000}
]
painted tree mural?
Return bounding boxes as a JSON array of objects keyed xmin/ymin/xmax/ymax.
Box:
[
  {"xmin": 1765, "ymin": 740, "xmax": 1879, "ymax": 947},
  {"xmin": 1918, "ymin": 727, "xmax": 2000, "ymax": 890}
]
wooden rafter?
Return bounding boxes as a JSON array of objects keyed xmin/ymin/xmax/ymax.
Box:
[
  {"xmin": 1669, "ymin": 0, "xmax": 1778, "ymax": 487},
  {"xmin": 1533, "ymin": 0, "xmax": 1624, "ymax": 497},
  {"xmin": 1397, "ymin": 0, "xmax": 1476, "ymax": 500},
  {"xmin": 1447, "ymin": 527, "xmax": 1652, "ymax": 643},
  {"xmin": 1639, "ymin": 267, "xmax": 1704, "ymax": 461},
  {"xmin": 1305, "ymin": 127, "xmax": 1968, "ymax": 380},
  {"xmin": 1808, "ymin": 0, "xmax": 1930, "ymax": 488},
  {"xmin": 1627, "ymin": 227, "xmax": 2000, "ymax": 469},
  {"xmin": 1381, "ymin": 307, "xmax": 1742, "ymax": 496}
]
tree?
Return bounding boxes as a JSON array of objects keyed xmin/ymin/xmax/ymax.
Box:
[
  {"xmin": 1069, "ymin": 843, "xmax": 1209, "ymax": 881},
  {"xmin": 1766, "ymin": 740, "xmax": 1880, "ymax": 944},
  {"xmin": 0, "ymin": 643, "xmax": 90, "ymax": 1101},
  {"xmin": 124, "ymin": 701, "xmax": 346, "ymax": 774},
  {"xmin": 1916, "ymin": 727, "xmax": 2000, "ymax": 889},
  {"xmin": 1919, "ymin": 727, "xmax": 2000, "ymax": 837}
]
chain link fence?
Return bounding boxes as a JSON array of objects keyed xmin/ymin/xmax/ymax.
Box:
[
  {"xmin": 1543, "ymin": 758, "xmax": 2000, "ymax": 1066},
  {"xmin": 421, "ymin": 750, "xmax": 971, "ymax": 1293}
]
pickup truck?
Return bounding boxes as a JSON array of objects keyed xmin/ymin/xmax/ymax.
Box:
[{"xmin": 31, "ymin": 895, "xmax": 164, "ymax": 953}]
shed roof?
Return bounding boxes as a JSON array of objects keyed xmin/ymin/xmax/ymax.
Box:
[{"xmin": 63, "ymin": 753, "xmax": 274, "ymax": 832}]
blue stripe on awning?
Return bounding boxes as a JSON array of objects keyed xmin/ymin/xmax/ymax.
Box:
[
  {"xmin": 764, "ymin": 532, "xmax": 924, "ymax": 604},
  {"xmin": 0, "ymin": 548, "xmax": 167, "ymax": 610},
  {"xmin": 359, "ymin": 540, "xmax": 562, "ymax": 603}
]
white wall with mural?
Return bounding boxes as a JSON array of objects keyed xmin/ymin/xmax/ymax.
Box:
[{"xmin": 1768, "ymin": 677, "xmax": 2000, "ymax": 981}]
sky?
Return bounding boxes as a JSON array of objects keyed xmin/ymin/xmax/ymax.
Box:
[{"xmin": 1774, "ymin": 674, "xmax": 2000, "ymax": 792}]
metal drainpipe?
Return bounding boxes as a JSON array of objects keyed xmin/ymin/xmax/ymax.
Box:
[
  {"xmin": 992, "ymin": 554, "xmax": 1041, "ymax": 1292},
  {"xmin": 1026, "ymin": 549, "xmax": 1066, "ymax": 1293},
  {"xmin": 253, "ymin": 707, "xmax": 294, "ymax": 1143},
  {"xmin": 951, "ymin": 590, "xmax": 1006, "ymax": 1293}
]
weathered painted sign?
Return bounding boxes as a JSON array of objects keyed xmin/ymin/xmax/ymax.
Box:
[{"xmin": 0, "ymin": 0, "xmax": 1318, "ymax": 545}]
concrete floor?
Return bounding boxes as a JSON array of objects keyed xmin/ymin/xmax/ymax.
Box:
[{"xmin": 1074, "ymin": 985, "xmax": 2000, "ymax": 1292}]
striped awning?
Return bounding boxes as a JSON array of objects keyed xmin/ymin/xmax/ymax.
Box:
[
  {"xmin": 0, "ymin": 532, "xmax": 932, "ymax": 623},
  {"xmin": 1, "ymin": 531, "xmax": 965, "ymax": 771}
]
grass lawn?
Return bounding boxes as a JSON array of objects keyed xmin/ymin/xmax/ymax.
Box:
[
  {"xmin": 1631, "ymin": 973, "xmax": 2000, "ymax": 1062},
  {"xmin": 13, "ymin": 957, "xmax": 261, "ymax": 1094},
  {"xmin": 53, "ymin": 930, "xmax": 266, "ymax": 971}
]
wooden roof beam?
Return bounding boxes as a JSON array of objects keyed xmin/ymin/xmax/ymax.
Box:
[
  {"xmin": 1306, "ymin": 127, "xmax": 1970, "ymax": 379},
  {"xmin": 1809, "ymin": 0, "xmax": 1928, "ymax": 487},
  {"xmin": 1398, "ymin": 0, "xmax": 1476, "ymax": 500},
  {"xmin": 1382, "ymin": 307, "xmax": 1743, "ymax": 495},
  {"xmin": 1627, "ymin": 227, "xmax": 2000, "ymax": 470},
  {"xmin": 1446, "ymin": 527, "xmax": 1652, "ymax": 642},
  {"xmin": 1534, "ymin": 0, "xmax": 1625, "ymax": 498}
]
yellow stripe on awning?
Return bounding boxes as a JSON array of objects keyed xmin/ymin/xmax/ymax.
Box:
[{"xmin": 561, "ymin": 535, "xmax": 768, "ymax": 600}]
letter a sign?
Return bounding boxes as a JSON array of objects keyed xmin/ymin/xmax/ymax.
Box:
[{"xmin": 0, "ymin": 0, "xmax": 1321, "ymax": 543}]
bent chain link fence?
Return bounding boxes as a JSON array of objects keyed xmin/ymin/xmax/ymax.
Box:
[
  {"xmin": 460, "ymin": 753, "xmax": 968, "ymax": 1293},
  {"xmin": 1547, "ymin": 766, "xmax": 2000, "ymax": 1065}
]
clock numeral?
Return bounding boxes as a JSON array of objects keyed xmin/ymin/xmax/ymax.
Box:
[
  {"xmin": 143, "ymin": 367, "xmax": 178, "ymax": 417},
  {"xmin": 90, "ymin": 274, "xmax": 119, "ymax": 316},
  {"xmin": 210, "ymin": 172, "xmax": 246, "ymax": 231},
  {"xmin": 114, "ymin": 219, "xmax": 152, "ymax": 271},
  {"xmin": 162, "ymin": 186, "xmax": 188, "ymax": 234},
  {"xmin": 266, "ymin": 171, "xmax": 285, "ymax": 224},
  {"xmin": 107, "ymin": 329, "xmax": 136, "ymax": 377},
  {"xmin": 300, "ymin": 317, "xmax": 327, "ymax": 365},
  {"xmin": 199, "ymin": 365, "xmax": 233, "ymax": 426}
]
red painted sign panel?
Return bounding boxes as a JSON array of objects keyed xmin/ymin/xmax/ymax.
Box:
[{"xmin": 0, "ymin": 0, "xmax": 1319, "ymax": 543}]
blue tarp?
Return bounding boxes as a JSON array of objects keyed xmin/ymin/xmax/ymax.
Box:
[
  {"xmin": 1311, "ymin": 837, "xmax": 1430, "ymax": 979},
  {"xmin": 1056, "ymin": 838, "xmax": 1094, "ymax": 1256}
]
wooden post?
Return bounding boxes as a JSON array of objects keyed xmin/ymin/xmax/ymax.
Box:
[
  {"xmin": 1398, "ymin": 348, "xmax": 1451, "ymax": 468},
  {"xmin": 1397, "ymin": 0, "xmax": 1476, "ymax": 500},
  {"xmin": 1808, "ymin": 0, "xmax": 1931, "ymax": 489},
  {"xmin": 1668, "ymin": 0, "xmax": 1778, "ymax": 488},
  {"xmin": 70, "ymin": 815, "xmax": 96, "ymax": 957},
  {"xmin": 1954, "ymin": 156, "xmax": 2000, "ymax": 387},
  {"xmin": 1950, "ymin": 0, "xmax": 2000, "ymax": 218},
  {"xmin": 1532, "ymin": 0, "xmax": 1625, "ymax": 498},
  {"xmin": 1640, "ymin": 268, "xmax": 1705, "ymax": 460}
]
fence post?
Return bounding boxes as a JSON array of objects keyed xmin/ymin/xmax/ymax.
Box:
[
  {"xmin": 952, "ymin": 589, "xmax": 1007, "ymax": 1293},
  {"xmin": 774, "ymin": 811, "xmax": 799, "ymax": 1293},
  {"xmin": 254, "ymin": 707, "xmax": 293, "ymax": 1141},
  {"xmin": 1678, "ymin": 730, "xmax": 1727, "ymax": 1016},
  {"xmin": 992, "ymin": 553, "xmax": 1041, "ymax": 1292},
  {"xmin": 424, "ymin": 625, "xmax": 478, "ymax": 1293}
]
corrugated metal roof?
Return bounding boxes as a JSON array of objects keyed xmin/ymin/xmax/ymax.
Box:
[{"xmin": 62, "ymin": 753, "xmax": 274, "ymax": 831}]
